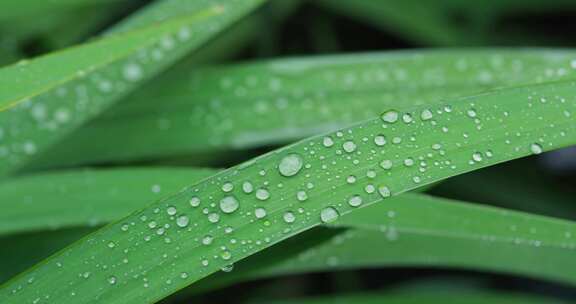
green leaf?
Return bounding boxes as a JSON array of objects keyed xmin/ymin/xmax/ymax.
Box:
[
  {"xmin": 29, "ymin": 49, "xmax": 576, "ymax": 168},
  {"xmin": 193, "ymin": 193, "xmax": 576, "ymax": 292},
  {"xmin": 0, "ymin": 168, "xmax": 215, "ymax": 236},
  {"xmin": 1, "ymin": 78, "xmax": 574, "ymax": 303},
  {"xmin": 0, "ymin": 0, "xmax": 266, "ymax": 176}
]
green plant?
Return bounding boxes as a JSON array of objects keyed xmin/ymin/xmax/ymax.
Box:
[{"xmin": 1, "ymin": 1, "xmax": 575, "ymax": 303}]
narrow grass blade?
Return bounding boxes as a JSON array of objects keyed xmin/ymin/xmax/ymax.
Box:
[
  {"xmin": 0, "ymin": 0, "xmax": 266, "ymax": 176},
  {"xmin": 30, "ymin": 49, "xmax": 576, "ymax": 168},
  {"xmin": 1, "ymin": 79, "xmax": 574, "ymax": 303}
]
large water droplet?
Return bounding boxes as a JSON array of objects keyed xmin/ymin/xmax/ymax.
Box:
[
  {"xmin": 256, "ymin": 188, "xmax": 270, "ymax": 200},
  {"xmin": 342, "ymin": 141, "xmax": 357, "ymax": 153},
  {"xmin": 381, "ymin": 110, "xmax": 399, "ymax": 123},
  {"xmin": 374, "ymin": 135, "xmax": 386, "ymax": 146},
  {"xmin": 220, "ymin": 196, "xmax": 239, "ymax": 213},
  {"xmin": 189, "ymin": 196, "xmax": 201, "ymax": 207},
  {"xmin": 322, "ymin": 136, "xmax": 334, "ymax": 147},
  {"xmin": 278, "ymin": 153, "xmax": 303, "ymax": 177},
  {"xmin": 378, "ymin": 186, "xmax": 391, "ymax": 198},
  {"xmin": 320, "ymin": 207, "xmax": 339, "ymax": 223},
  {"xmin": 176, "ymin": 215, "xmax": 189, "ymax": 228},
  {"xmin": 348, "ymin": 195, "xmax": 363, "ymax": 207},
  {"xmin": 255, "ymin": 207, "xmax": 267, "ymax": 219}
]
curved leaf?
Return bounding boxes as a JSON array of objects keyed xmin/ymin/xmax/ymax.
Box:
[{"xmin": 1, "ymin": 80, "xmax": 574, "ymax": 303}]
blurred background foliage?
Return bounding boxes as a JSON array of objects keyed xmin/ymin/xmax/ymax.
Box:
[{"xmin": 1, "ymin": 0, "xmax": 576, "ymax": 303}]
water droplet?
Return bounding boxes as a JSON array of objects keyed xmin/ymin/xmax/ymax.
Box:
[
  {"xmin": 296, "ymin": 191, "xmax": 308, "ymax": 201},
  {"xmin": 278, "ymin": 153, "xmax": 304, "ymax": 177},
  {"xmin": 403, "ymin": 158, "xmax": 415, "ymax": 167},
  {"xmin": 283, "ymin": 211, "xmax": 296, "ymax": 223},
  {"xmin": 402, "ymin": 113, "xmax": 413, "ymax": 123},
  {"xmin": 381, "ymin": 110, "xmax": 399, "ymax": 123},
  {"xmin": 221, "ymin": 182, "xmax": 234, "ymax": 192},
  {"xmin": 202, "ymin": 235, "xmax": 213, "ymax": 245},
  {"xmin": 472, "ymin": 152, "xmax": 483, "ymax": 162},
  {"xmin": 166, "ymin": 206, "xmax": 177, "ymax": 216},
  {"xmin": 530, "ymin": 143, "xmax": 543, "ymax": 155},
  {"xmin": 320, "ymin": 207, "xmax": 340, "ymax": 223},
  {"xmin": 323, "ymin": 136, "xmax": 334, "ymax": 147},
  {"xmin": 380, "ymin": 159, "xmax": 393, "ymax": 170},
  {"xmin": 108, "ymin": 276, "xmax": 117, "ymax": 285},
  {"xmin": 176, "ymin": 215, "xmax": 189, "ymax": 228},
  {"xmin": 348, "ymin": 195, "xmax": 363, "ymax": 207},
  {"xmin": 221, "ymin": 250, "xmax": 232, "ymax": 260},
  {"xmin": 378, "ymin": 186, "xmax": 391, "ymax": 198},
  {"xmin": 220, "ymin": 196, "xmax": 239, "ymax": 213},
  {"xmin": 190, "ymin": 196, "xmax": 201, "ymax": 207},
  {"xmin": 420, "ymin": 109, "xmax": 433, "ymax": 120},
  {"xmin": 242, "ymin": 182, "xmax": 254, "ymax": 193},
  {"xmin": 123, "ymin": 63, "xmax": 143, "ymax": 82},
  {"xmin": 255, "ymin": 207, "xmax": 267, "ymax": 219},
  {"xmin": 208, "ymin": 213, "xmax": 220, "ymax": 223},
  {"xmin": 256, "ymin": 188, "xmax": 270, "ymax": 200},
  {"xmin": 374, "ymin": 135, "xmax": 386, "ymax": 146},
  {"xmin": 467, "ymin": 109, "xmax": 477, "ymax": 118},
  {"xmin": 346, "ymin": 175, "xmax": 357, "ymax": 184},
  {"xmin": 342, "ymin": 141, "xmax": 357, "ymax": 153}
]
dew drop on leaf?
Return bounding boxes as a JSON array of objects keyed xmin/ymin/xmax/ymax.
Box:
[
  {"xmin": 342, "ymin": 141, "xmax": 357, "ymax": 153},
  {"xmin": 176, "ymin": 215, "xmax": 189, "ymax": 228},
  {"xmin": 278, "ymin": 153, "xmax": 304, "ymax": 177},
  {"xmin": 322, "ymin": 136, "xmax": 334, "ymax": 147},
  {"xmin": 381, "ymin": 110, "xmax": 399, "ymax": 123},
  {"xmin": 374, "ymin": 135, "xmax": 386, "ymax": 146},
  {"xmin": 320, "ymin": 207, "xmax": 340, "ymax": 223},
  {"xmin": 348, "ymin": 195, "xmax": 363, "ymax": 207},
  {"xmin": 242, "ymin": 181, "xmax": 254, "ymax": 193},
  {"xmin": 256, "ymin": 188, "xmax": 270, "ymax": 200},
  {"xmin": 530, "ymin": 143, "xmax": 543, "ymax": 155},
  {"xmin": 219, "ymin": 196, "xmax": 239, "ymax": 213},
  {"xmin": 254, "ymin": 207, "xmax": 267, "ymax": 218},
  {"xmin": 189, "ymin": 196, "xmax": 200, "ymax": 207},
  {"xmin": 283, "ymin": 211, "xmax": 296, "ymax": 223}
]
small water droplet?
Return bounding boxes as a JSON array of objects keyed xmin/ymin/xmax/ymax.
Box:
[
  {"xmin": 530, "ymin": 143, "xmax": 543, "ymax": 155},
  {"xmin": 472, "ymin": 152, "xmax": 483, "ymax": 162},
  {"xmin": 108, "ymin": 276, "xmax": 117, "ymax": 285},
  {"xmin": 283, "ymin": 211, "xmax": 296, "ymax": 223}
]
